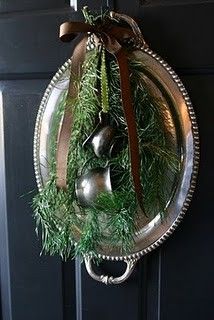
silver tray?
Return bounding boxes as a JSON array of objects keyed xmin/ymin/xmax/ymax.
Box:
[{"xmin": 34, "ymin": 48, "xmax": 199, "ymax": 284}]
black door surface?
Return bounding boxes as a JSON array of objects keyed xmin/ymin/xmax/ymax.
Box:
[{"xmin": 0, "ymin": 1, "xmax": 213, "ymax": 320}]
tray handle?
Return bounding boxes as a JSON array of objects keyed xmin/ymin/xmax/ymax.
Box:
[{"xmin": 84, "ymin": 256, "xmax": 139, "ymax": 285}]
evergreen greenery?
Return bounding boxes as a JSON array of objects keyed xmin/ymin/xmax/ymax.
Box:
[{"xmin": 33, "ymin": 9, "xmax": 180, "ymax": 260}]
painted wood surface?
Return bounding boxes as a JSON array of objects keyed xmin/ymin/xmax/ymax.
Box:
[{"xmin": 0, "ymin": 1, "xmax": 213, "ymax": 319}]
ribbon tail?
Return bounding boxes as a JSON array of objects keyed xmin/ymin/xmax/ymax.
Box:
[
  {"xmin": 114, "ymin": 48, "xmax": 144, "ymax": 211},
  {"xmin": 56, "ymin": 36, "xmax": 88, "ymax": 190}
]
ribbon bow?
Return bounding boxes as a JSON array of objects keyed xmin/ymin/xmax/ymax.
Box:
[{"xmin": 56, "ymin": 11, "xmax": 147, "ymax": 210}]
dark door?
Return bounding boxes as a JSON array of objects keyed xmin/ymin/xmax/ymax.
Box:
[{"xmin": 0, "ymin": 1, "xmax": 213, "ymax": 320}]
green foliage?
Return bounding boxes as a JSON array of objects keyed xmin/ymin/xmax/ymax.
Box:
[
  {"xmin": 97, "ymin": 192, "xmax": 137, "ymax": 252},
  {"xmin": 33, "ymin": 49, "xmax": 102, "ymax": 259},
  {"xmin": 108, "ymin": 58, "xmax": 180, "ymax": 217},
  {"xmin": 82, "ymin": 6, "xmax": 111, "ymax": 26},
  {"xmin": 33, "ymin": 45, "xmax": 180, "ymax": 260}
]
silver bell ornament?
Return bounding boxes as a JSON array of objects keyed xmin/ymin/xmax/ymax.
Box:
[
  {"xmin": 83, "ymin": 111, "xmax": 117, "ymax": 158},
  {"xmin": 75, "ymin": 166, "xmax": 112, "ymax": 207}
]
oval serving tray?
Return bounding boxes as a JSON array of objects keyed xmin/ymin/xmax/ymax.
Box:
[{"xmin": 34, "ymin": 47, "xmax": 199, "ymax": 284}]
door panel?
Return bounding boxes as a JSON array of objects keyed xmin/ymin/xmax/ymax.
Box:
[
  {"xmin": 160, "ymin": 74, "xmax": 214, "ymax": 320},
  {"xmin": 0, "ymin": 80, "xmax": 65, "ymax": 320},
  {"xmin": 0, "ymin": 0, "xmax": 70, "ymax": 13},
  {"xmin": 0, "ymin": 11, "xmax": 77, "ymax": 76},
  {"xmin": 140, "ymin": 0, "xmax": 213, "ymax": 5},
  {"xmin": 80, "ymin": 260, "xmax": 147, "ymax": 320},
  {"xmin": 0, "ymin": 1, "xmax": 213, "ymax": 320},
  {"xmin": 117, "ymin": 2, "xmax": 214, "ymax": 69}
]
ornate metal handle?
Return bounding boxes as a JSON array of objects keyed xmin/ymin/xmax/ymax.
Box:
[
  {"xmin": 110, "ymin": 11, "xmax": 148, "ymax": 48},
  {"xmin": 84, "ymin": 256, "xmax": 139, "ymax": 285}
]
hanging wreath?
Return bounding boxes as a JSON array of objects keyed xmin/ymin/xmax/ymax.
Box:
[{"xmin": 33, "ymin": 7, "xmax": 199, "ymax": 274}]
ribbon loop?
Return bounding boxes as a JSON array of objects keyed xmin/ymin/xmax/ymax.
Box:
[
  {"xmin": 59, "ymin": 21, "xmax": 94, "ymax": 42},
  {"xmin": 60, "ymin": 22, "xmax": 137, "ymax": 45}
]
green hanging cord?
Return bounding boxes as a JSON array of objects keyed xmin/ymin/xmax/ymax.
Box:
[
  {"xmin": 100, "ymin": 47, "xmax": 110, "ymax": 113},
  {"xmin": 82, "ymin": 6, "xmax": 94, "ymax": 25}
]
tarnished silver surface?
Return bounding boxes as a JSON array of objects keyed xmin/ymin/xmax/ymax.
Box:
[
  {"xmin": 75, "ymin": 167, "xmax": 112, "ymax": 207},
  {"xmin": 83, "ymin": 111, "xmax": 116, "ymax": 157},
  {"xmin": 85, "ymin": 256, "xmax": 138, "ymax": 285},
  {"xmin": 86, "ymin": 125, "xmax": 115, "ymax": 158},
  {"xmin": 33, "ymin": 47, "xmax": 199, "ymax": 283}
]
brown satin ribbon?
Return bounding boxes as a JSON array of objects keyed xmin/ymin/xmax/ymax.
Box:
[
  {"xmin": 56, "ymin": 14, "xmax": 144, "ymax": 209},
  {"xmin": 56, "ymin": 36, "xmax": 87, "ymax": 189}
]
